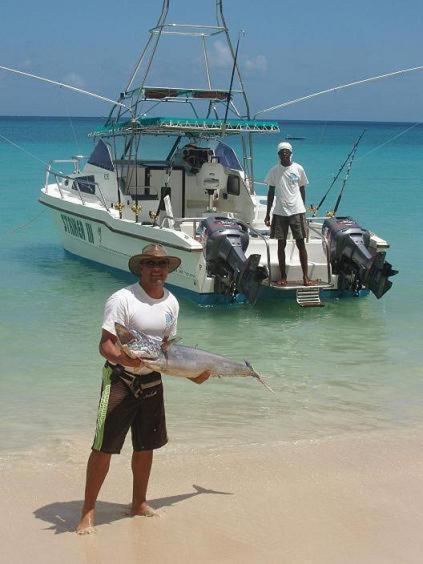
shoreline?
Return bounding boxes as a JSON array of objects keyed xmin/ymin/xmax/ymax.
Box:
[{"xmin": 2, "ymin": 426, "xmax": 423, "ymax": 563}]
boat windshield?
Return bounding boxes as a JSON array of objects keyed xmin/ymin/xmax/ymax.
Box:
[{"xmin": 214, "ymin": 142, "xmax": 242, "ymax": 171}]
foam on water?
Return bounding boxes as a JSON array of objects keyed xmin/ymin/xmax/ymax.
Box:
[{"xmin": 1, "ymin": 117, "xmax": 422, "ymax": 459}]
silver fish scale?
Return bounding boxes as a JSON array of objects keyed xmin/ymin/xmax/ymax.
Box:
[{"xmin": 127, "ymin": 329, "xmax": 162, "ymax": 359}]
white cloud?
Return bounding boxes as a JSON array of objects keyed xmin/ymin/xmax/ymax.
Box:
[
  {"xmin": 244, "ymin": 54, "xmax": 268, "ymax": 74},
  {"xmin": 63, "ymin": 72, "xmax": 86, "ymax": 89},
  {"xmin": 209, "ymin": 39, "xmax": 233, "ymax": 68}
]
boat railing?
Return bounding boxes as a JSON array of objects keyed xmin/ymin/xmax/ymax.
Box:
[
  {"xmin": 159, "ymin": 215, "xmax": 272, "ymax": 287},
  {"xmin": 307, "ymin": 220, "xmax": 332, "ymax": 284},
  {"xmin": 45, "ymin": 161, "xmax": 110, "ymax": 211}
]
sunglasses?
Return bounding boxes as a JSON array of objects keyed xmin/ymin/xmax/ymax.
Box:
[{"xmin": 141, "ymin": 259, "xmax": 170, "ymax": 268}]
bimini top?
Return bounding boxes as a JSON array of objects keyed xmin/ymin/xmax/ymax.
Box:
[{"xmin": 89, "ymin": 116, "xmax": 280, "ymax": 138}]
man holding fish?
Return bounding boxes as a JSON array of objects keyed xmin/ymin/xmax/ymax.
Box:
[{"xmin": 76, "ymin": 244, "xmax": 210, "ymax": 534}]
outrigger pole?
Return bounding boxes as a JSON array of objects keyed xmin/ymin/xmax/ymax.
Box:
[
  {"xmin": 254, "ymin": 64, "xmax": 423, "ymax": 117},
  {"xmin": 0, "ymin": 65, "xmax": 130, "ymax": 112}
]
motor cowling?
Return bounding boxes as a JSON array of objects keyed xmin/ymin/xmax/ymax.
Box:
[
  {"xmin": 198, "ymin": 215, "xmax": 267, "ymax": 303},
  {"xmin": 323, "ymin": 216, "xmax": 397, "ymax": 298}
]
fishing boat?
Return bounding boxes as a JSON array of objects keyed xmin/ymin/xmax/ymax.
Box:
[{"xmin": 38, "ymin": 0, "xmax": 397, "ymax": 306}]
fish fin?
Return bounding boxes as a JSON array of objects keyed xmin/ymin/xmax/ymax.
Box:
[
  {"xmin": 244, "ymin": 361, "xmax": 274, "ymax": 393},
  {"xmin": 161, "ymin": 336, "xmax": 182, "ymax": 353}
]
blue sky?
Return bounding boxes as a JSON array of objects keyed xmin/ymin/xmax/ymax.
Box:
[{"xmin": 1, "ymin": 0, "xmax": 422, "ymax": 121}]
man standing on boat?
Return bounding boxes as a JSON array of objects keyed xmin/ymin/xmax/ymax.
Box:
[
  {"xmin": 264, "ymin": 142, "xmax": 314, "ymax": 287},
  {"xmin": 77, "ymin": 244, "xmax": 210, "ymax": 534}
]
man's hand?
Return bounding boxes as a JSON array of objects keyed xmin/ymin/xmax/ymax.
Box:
[
  {"xmin": 122, "ymin": 354, "xmax": 145, "ymax": 369},
  {"xmin": 264, "ymin": 215, "xmax": 271, "ymax": 227},
  {"xmin": 189, "ymin": 369, "xmax": 211, "ymax": 384}
]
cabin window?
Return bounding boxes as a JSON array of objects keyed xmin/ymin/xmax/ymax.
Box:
[
  {"xmin": 227, "ymin": 174, "xmax": 240, "ymax": 196},
  {"xmin": 72, "ymin": 175, "xmax": 96, "ymax": 195}
]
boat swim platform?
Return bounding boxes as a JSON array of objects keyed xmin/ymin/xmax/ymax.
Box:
[
  {"xmin": 265, "ymin": 280, "xmax": 333, "ymax": 307},
  {"xmin": 265, "ymin": 280, "xmax": 332, "ymax": 290}
]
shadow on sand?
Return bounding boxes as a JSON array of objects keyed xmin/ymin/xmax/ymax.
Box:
[{"xmin": 34, "ymin": 484, "xmax": 233, "ymax": 534}]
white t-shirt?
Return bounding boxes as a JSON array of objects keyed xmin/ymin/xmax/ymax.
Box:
[
  {"xmin": 102, "ymin": 282, "xmax": 179, "ymax": 374},
  {"xmin": 265, "ymin": 162, "xmax": 309, "ymax": 216}
]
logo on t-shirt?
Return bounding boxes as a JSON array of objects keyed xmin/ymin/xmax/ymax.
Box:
[
  {"xmin": 286, "ymin": 172, "xmax": 300, "ymax": 185},
  {"xmin": 165, "ymin": 312, "xmax": 175, "ymax": 328}
]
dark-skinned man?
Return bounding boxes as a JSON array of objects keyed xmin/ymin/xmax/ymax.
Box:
[{"xmin": 264, "ymin": 142, "xmax": 316, "ymax": 287}]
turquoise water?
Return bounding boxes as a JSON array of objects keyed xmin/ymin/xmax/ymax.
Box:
[{"xmin": 1, "ymin": 117, "xmax": 422, "ymax": 458}]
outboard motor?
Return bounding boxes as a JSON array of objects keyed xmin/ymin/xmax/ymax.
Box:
[
  {"xmin": 198, "ymin": 215, "xmax": 268, "ymax": 303},
  {"xmin": 323, "ymin": 216, "xmax": 398, "ymax": 299}
]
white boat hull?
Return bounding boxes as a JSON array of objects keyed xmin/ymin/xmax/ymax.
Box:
[{"xmin": 40, "ymin": 190, "xmax": 212, "ymax": 297}]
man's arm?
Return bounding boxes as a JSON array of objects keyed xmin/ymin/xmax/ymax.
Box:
[
  {"xmin": 264, "ymin": 185, "xmax": 275, "ymax": 227},
  {"xmin": 300, "ymin": 185, "xmax": 305, "ymax": 204},
  {"xmin": 99, "ymin": 329, "xmax": 144, "ymax": 369}
]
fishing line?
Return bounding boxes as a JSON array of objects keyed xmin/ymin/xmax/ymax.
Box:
[
  {"xmin": 58, "ymin": 87, "xmax": 81, "ymax": 153},
  {"xmin": 7, "ymin": 209, "xmax": 47, "ymax": 235},
  {"xmin": 356, "ymin": 122, "xmax": 421, "ymax": 161},
  {"xmin": 0, "ymin": 133, "xmax": 50, "ymax": 166}
]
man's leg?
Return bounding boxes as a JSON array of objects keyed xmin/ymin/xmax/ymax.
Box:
[
  {"xmin": 276, "ymin": 239, "xmax": 287, "ymax": 285},
  {"xmin": 296, "ymin": 239, "xmax": 313, "ymax": 285},
  {"xmin": 76, "ymin": 450, "xmax": 112, "ymax": 534},
  {"xmin": 131, "ymin": 450, "xmax": 156, "ymax": 516}
]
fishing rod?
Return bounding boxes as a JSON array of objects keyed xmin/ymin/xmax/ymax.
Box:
[
  {"xmin": 313, "ymin": 130, "xmax": 366, "ymax": 216},
  {"xmin": 332, "ymin": 130, "xmax": 365, "ymax": 215}
]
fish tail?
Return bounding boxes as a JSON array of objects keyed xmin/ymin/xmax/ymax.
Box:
[{"xmin": 244, "ymin": 361, "xmax": 274, "ymax": 393}]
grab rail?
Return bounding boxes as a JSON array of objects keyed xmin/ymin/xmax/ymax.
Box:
[
  {"xmin": 45, "ymin": 161, "xmax": 110, "ymax": 211},
  {"xmin": 307, "ymin": 220, "xmax": 332, "ymax": 284}
]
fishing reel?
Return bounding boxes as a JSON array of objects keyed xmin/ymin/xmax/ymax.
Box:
[
  {"xmin": 131, "ymin": 203, "xmax": 143, "ymax": 214},
  {"xmin": 113, "ymin": 201, "xmax": 125, "ymax": 218}
]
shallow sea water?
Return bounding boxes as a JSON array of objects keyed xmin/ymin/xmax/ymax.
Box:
[{"xmin": 0, "ymin": 117, "xmax": 422, "ymax": 458}]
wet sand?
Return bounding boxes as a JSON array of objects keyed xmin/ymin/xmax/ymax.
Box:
[{"xmin": 2, "ymin": 428, "xmax": 423, "ymax": 564}]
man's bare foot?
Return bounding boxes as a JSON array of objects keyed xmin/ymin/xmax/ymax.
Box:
[
  {"xmin": 131, "ymin": 502, "xmax": 158, "ymax": 517},
  {"xmin": 76, "ymin": 509, "xmax": 96, "ymax": 535},
  {"xmin": 274, "ymin": 279, "xmax": 288, "ymax": 287},
  {"xmin": 303, "ymin": 278, "xmax": 319, "ymax": 286}
]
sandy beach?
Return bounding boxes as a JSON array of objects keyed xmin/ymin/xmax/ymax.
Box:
[{"xmin": 2, "ymin": 427, "xmax": 423, "ymax": 564}]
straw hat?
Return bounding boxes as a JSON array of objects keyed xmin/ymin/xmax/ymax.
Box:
[{"xmin": 128, "ymin": 244, "xmax": 181, "ymax": 276}]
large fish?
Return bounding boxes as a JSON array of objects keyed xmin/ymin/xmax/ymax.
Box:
[{"xmin": 115, "ymin": 323, "xmax": 273, "ymax": 392}]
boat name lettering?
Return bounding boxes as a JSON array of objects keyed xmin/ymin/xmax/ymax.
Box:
[
  {"xmin": 60, "ymin": 214, "xmax": 95, "ymax": 244},
  {"xmin": 177, "ymin": 268, "xmax": 196, "ymax": 280}
]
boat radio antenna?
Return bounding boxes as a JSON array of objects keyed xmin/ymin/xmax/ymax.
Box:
[
  {"xmin": 223, "ymin": 31, "xmax": 244, "ymax": 126},
  {"xmin": 313, "ymin": 130, "xmax": 365, "ymax": 216}
]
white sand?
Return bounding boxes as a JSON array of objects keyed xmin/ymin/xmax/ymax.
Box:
[{"xmin": 2, "ymin": 428, "xmax": 423, "ymax": 564}]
